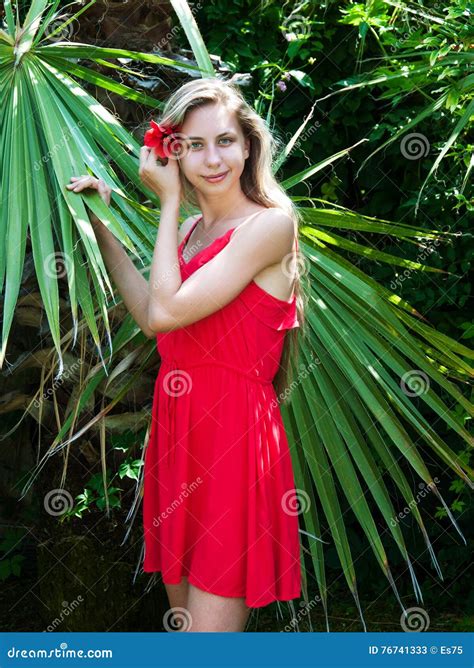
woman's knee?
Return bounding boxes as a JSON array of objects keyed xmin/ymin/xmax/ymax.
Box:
[
  {"xmin": 164, "ymin": 575, "xmax": 189, "ymax": 611},
  {"xmin": 184, "ymin": 583, "xmax": 251, "ymax": 632}
]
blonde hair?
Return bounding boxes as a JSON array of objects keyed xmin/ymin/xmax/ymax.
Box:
[{"xmin": 154, "ymin": 77, "xmax": 309, "ymax": 401}]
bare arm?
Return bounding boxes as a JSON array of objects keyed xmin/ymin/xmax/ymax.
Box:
[
  {"xmin": 97, "ymin": 215, "xmax": 198, "ymax": 337},
  {"xmin": 148, "ymin": 209, "xmax": 296, "ymax": 333},
  {"xmin": 66, "ymin": 175, "xmax": 157, "ymax": 339},
  {"xmin": 96, "ymin": 216, "xmax": 197, "ymax": 337},
  {"xmin": 94, "ymin": 223, "xmax": 155, "ymax": 338}
]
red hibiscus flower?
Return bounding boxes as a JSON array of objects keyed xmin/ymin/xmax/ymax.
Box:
[{"xmin": 144, "ymin": 120, "xmax": 182, "ymax": 160}]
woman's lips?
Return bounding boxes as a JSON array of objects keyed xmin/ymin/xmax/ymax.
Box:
[{"xmin": 203, "ymin": 171, "xmax": 229, "ymax": 183}]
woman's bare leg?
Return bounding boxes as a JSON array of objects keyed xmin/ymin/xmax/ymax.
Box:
[
  {"xmin": 181, "ymin": 582, "xmax": 251, "ymax": 632},
  {"xmin": 164, "ymin": 576, "xmax": 190, "ymax": 629}
]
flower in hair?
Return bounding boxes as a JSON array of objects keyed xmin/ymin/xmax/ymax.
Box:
[{"xmin": 144, "ymin": 120, "xmax": 181, "ymax": 160}]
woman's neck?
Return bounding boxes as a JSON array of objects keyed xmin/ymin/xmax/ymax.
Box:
[{"xmin": 197, "ymin": 193, "xmax": 258, "ymax": 230}]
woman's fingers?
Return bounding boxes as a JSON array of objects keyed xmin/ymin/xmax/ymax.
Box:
[
  {"xmin": 97, "ymin": 179, "xmax": 111, "ymax": 205},
  {"xmin": 139, "ymin": 146, "xmax": 151, "ymax": 173},
  {"xmin": 66, "ymin": 175, "xmax": 98, "ymax": 191},
  {"xmin": 66, "ymin": 175, "xmax": 111, "ymax": 205},
  {"xmin": 68, "ymin": 175, "xmax": 91, "ymax": 184}
]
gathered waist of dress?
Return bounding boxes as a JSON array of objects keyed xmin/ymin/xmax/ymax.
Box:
[{"xmin": 159, "ymin": 356, "xmax": 274, "ymax": 385}]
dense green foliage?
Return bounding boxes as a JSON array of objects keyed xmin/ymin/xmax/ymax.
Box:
[
  {"xmin": 185, "ymin": 0, "xmax": 472, "ymax": 316},
  {"xmin": 1, "ymin": 0, "xmax": 472, "ymax": 629},
  {"xmin": 178, "ymin": 0, "xmax": 474, "ymax": 613}
]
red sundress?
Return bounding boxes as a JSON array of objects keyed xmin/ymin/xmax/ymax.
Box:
[{"xmin": 142, "ymin": 213, "xmax": 302, "ymax": 608}]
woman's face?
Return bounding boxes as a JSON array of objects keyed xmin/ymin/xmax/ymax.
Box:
[{"xmin": 178, "ymin": 103, "xmax": 250, "ymax": 195}]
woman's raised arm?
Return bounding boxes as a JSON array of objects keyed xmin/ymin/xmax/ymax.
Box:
[{"xmin": 66, "ymin": 175, "xmax": 155, "ymax": 339}]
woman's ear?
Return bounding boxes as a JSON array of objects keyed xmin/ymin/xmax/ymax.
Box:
[{"xmin": 244, "ymin": 138, "xmax": 250, "ymax": 159}]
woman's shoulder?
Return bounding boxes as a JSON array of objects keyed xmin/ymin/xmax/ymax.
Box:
[
  {"xmin": 231, "ymin": 207, "xmax": 296, "ymax": 261},
  {"xmin": 250, "ymin": 205, "xmax": 288, "ymax": 215},
  {"xmin": 178, "ymin": 213, "xmax": 201, "ymax": 244},
  {"xmin": 238, "ymin": 206, "xmax": 295, "ymax": 236}
]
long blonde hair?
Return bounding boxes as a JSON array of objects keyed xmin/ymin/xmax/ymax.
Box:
[{"xmin": 153, "ymin": 77, "xmax": 309, "ymax": 402}]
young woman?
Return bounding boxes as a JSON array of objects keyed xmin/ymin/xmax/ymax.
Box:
[{"xmin": 67, "ymin": 78, "xmax": 306, "ymax": 632}]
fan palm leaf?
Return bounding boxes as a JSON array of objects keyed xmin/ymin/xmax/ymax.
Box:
[{"xmin": 0, "ymin": 0, "xmax": 202, "ymax": 373}]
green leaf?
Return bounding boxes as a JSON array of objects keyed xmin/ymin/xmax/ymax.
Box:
[
  {"xmin": 169, "ymin": 0, "xmax": 215, "ymax": 77},
  {"xmin": 118, "ymin": 458, "xmax": 144, "ymax": 480},
  {"xmin": 2, "ymin": 0, "xmax": 16, "ymax": 36},
  {"xmin": 1, "ymin": 75, "xmax": 29, "ymax": 368},
  {"xmin": 416, "ymin": 97, "xmax": 474, "ymax": 213},
  {"xmin": 288, "ymin": 69, "xmax": 315, "ymax": 91},
  {"xmin": 42, "ymin": 54, "xmax": 164, "ymax": 109},
  {"xmin": 38, "ymin": 43, "xmax": 201, "ymax": 72},
  {"xmin": 281, "ymin": 139, "xmax": 368, "ymax": 189}
]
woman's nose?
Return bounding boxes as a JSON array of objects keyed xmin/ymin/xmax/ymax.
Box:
[{"xmin": 204, "ymin": 145, "xmax": 222, "ymax": 167}]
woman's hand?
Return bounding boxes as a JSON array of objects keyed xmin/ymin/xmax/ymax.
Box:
[
  {"xmin": 66, "ymin": 175, "xmax": 112, "ymax": 236},
  {"xmin": 138, "ymin": 146, "xmax": 182, "ymax": 204}
]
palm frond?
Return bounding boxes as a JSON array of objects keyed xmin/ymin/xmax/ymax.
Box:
[{"xmin": 0, "ymin": 3, "xmax": 205, "ymax": 372}]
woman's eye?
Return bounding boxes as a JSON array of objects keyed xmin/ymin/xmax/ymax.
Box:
[{"xmin": 190, "ymin": 138, "xmax": 232, "ymax": 149}]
